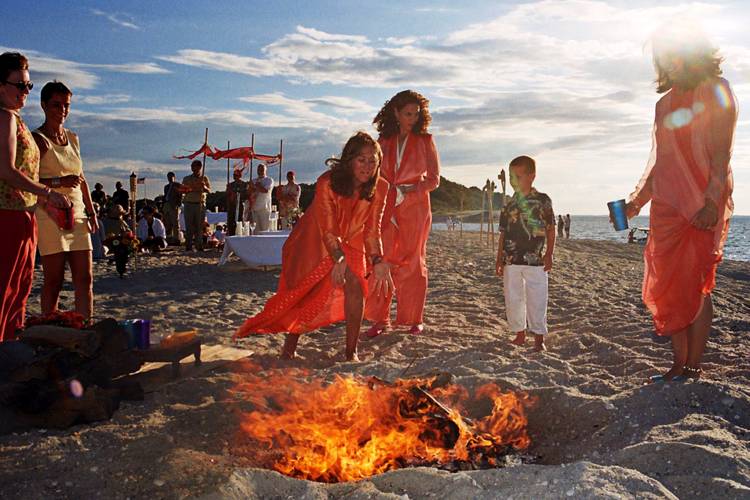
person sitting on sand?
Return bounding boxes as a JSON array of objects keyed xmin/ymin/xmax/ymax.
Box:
[
  {"xmin": 136, "ymin": 205, "xmax": 167, "ymax": 252},
  {"xmin": 495, "ymin": 155, "xmax": 556, "ymax": 352},
  {"xmin": 234, "ymin": 131, "xmax": 393, "ymax": 362}
]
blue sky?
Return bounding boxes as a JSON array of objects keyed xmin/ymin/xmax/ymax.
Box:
[{"xmin": 4, "ymin": 0, "xmax": 748, "ymax": 214}]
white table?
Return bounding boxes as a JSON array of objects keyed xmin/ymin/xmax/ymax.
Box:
[
  {"xmin": 206, "ymin": 212, "xmax": 227, "ymax": 225},
  {"xmin": 218, "ymin": 234, "xmax": 288, "ymax": 267}
]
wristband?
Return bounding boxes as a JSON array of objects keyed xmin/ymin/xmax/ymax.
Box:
[{"xmin": 332, "ymin": 248, "xmax": 345, "ymax": 264}]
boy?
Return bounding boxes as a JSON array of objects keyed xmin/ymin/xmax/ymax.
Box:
[{"xmin": 495, "ymin": 155, "xmax": 556, "ymax": 352}]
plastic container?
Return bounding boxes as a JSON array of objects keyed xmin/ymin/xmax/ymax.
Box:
[{"xmin": 607, "ymin": 199, "xmax": 629, "ymax": 231}]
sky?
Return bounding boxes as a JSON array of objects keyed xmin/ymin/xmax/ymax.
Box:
[{"xmin": 3, "ymin": 0, "xmax": 748, "ymax": 214}]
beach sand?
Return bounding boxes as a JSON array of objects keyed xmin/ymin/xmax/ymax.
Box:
[{"xmin": 1, "ymin": 231, "xmax": 748, "ymax": 499}]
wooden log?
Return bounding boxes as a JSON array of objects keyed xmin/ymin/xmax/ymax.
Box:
[{"xmin": 19, "ymin": 325, "xmax": 101, "ymax": 358}]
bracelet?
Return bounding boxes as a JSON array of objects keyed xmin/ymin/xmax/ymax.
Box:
[
  {"xmin": 371, "ymin": 255, "xmax": 383, "ymax": 266},
  {"xmin": 332, "ymin": 248, "xmax": 345, "ymax": 264}
]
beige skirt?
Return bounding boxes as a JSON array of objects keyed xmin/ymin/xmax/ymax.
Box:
[{"xmin": 36, "ymin": 207, "xmax": 92, "ymax": 256}]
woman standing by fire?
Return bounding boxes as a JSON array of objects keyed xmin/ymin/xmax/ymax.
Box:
[
  {"xmin": 0, "ymin": 52, "xmax": 70, "ymax": 341},
  {"xmin": 235, "ymin": 132, "xmax": 393, "ymax": 361},
  {"xmin": 621, "ymin": 25, "xmax": 737, "ymax": 381},
  {"xmin": 365, "ymin": 90, "xmax": 440, "ymax": 337}
]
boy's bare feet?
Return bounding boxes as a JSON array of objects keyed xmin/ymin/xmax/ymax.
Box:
[
  {"xmin": 510, "ymin": 331, "xmax": 526, "ymax": 346},
  {"xmin": 533, "ymin": 334, "xmax": 546, "ymax": 352}
]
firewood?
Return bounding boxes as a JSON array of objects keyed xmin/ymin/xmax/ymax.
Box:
[{"xmin": 19, "ymin": 325, "xmax": 101, "ymax": 357}]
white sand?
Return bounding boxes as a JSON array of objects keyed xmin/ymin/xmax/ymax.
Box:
[{"xmin": 1, "ymin": 231, "xmax": 748, "ymax": 499}]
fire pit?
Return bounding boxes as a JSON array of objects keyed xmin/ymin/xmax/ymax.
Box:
[{"xmin": 230, "ymin": 364, "xmax": 533, "ymax": 483}]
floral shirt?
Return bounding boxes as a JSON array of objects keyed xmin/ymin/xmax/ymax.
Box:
[
  {"xmin": 0, "ymin": 112, "xmax": 39, "ymax": 210},
  {"xmin": 498, "ymin": 188, "xmax": 555, "ymax": 266}
]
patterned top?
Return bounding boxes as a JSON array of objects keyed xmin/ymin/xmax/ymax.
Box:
[
  {"xmin": 498, "ymin": 188, "xmax": 555, "ymax": 266},
  {"xmin": 0, "ymin": 111, "xmax": 39, "ymax": 210}
]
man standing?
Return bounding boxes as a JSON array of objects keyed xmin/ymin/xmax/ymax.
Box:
[
  {"xmin": 162, "ymin": 171, "xmax": 183, "ymax": 245},
  {"xmin": 111, "ymin": 181, "xmax": 129, "ymax": 211},
  {"xmin": 250, "ymin": 163, "xmax": 274, "ymax": 232},
  {"xmin": 564, "ymin": 214, "xmax": 571, "ymax": 239},
  {"xmin": 226, "ymin": 167, "xmax": 248, "ymax": 236},
  {"xmin": 91, "ymin": 182, "xmax": 107, "ymax": 209},
  {"xmin": 277, "ymin": 170, "xmax": 301, "ymax": 228},
  {"xmin": 181, "ymin": 160, "xmax": 211, "ymax": 251}
]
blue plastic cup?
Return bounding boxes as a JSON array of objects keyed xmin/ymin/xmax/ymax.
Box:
[
  {"xmin": 608, "ymin": 199, "xmax": 629, "ymax": 231},
  {"xmin": 118, "ymin": 320, "xmax": 138, "ymax": 349}
]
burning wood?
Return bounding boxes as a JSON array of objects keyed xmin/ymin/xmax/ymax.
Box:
[{"xmin": 230, "ymin": 363, "xmax": 533, "ymax": 483}]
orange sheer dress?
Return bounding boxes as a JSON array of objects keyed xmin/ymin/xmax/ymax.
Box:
[
  {"xmin": 365, "ymin": 133, "xmax": 440, "ymax": 326},
  {"xmin": 630, "ymin": 78, "xmax": 737, "ymax": 335},
  {"xmin": 235, "ymin": 172, "xmax": 388, "ymax": 336}
]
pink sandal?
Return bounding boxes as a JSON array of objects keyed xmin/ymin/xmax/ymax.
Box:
[
  {"xmin": 409, "ymin": 324, "xmax": 424, "ymax": 335},
  {"xmin": 366, "ymin": 324, "xmax": 389, "ymax": 338}
]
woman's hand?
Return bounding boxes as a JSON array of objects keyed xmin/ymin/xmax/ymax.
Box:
[
  {"xmin": 398, "ymin": 184, "xmax": 417, "ymax": 194},
  {"xmin": 495, "ymin": 258, "xmax": 504, "ymax": 277},
  {"xmin": 60, "ymin": 175, "xmax": 82, "ymax": 188},
  {"xmin": 47, "ymin": 191, "xmax": 71, "ymax": 209},
  {"xmin": 331, "ymin": 260, "xmax": 347, "ymax": 286},
  {"xmin": 371, "ymin": 261, "xmax": 394, "ymax": 297},
  {"xmin": 87, "ymin": 214, "xmax": 99, "ymax": 234},
  {"xmin": 691, "ymin": 199, "xmax": 719, "ymax": 230},
  {"xmin": 625, "ymin": 201, "xmax": 641, "ymax": 219}
]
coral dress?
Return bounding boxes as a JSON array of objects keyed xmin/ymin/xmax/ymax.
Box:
[
  {"xmin": 365, "ymin": 133, "xmax": 440, "ymax": 326},
  {"xmin": 630, "ymin": 78, "xmax": 737, "ymax": 335},
  {"xmin": 235, "ymin": 172, "xmax": 388, "ymax": 336}
]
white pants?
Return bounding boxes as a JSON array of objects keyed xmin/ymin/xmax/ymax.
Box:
[
  {"xmin": 503, "ymin": 265, "xmax": 548, "ymax": 335},
  {"xmin": 252, "ymin": 208, "xmax": 270, "ymax": 232}
]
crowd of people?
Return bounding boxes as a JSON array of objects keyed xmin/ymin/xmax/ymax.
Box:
[{"xmin": 0, "ymin": 22, "xmax": 738, "ymax": 382}]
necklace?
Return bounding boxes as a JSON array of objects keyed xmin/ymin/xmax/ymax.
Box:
[{"xmin": 43, "ymin": 124, "xmax": 66, "ymax": 144}]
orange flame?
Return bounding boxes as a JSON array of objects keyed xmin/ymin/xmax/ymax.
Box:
[{"xmin": 230, "ymin": 362, "xmax": 533, "ymax": 483}]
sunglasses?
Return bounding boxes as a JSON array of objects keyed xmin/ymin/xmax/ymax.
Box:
[{"xmin": 2, "ymin": 80, "xmax": 34, "ymax": 92}]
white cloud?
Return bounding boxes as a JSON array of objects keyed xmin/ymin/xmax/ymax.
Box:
[
  {"xmin": 91, "ymin": 9, "xmax": 141, "ymax": 30},
  {"xmin": 76, "ymin": 94, "xmax": 132, "ymax": 105},
  {"xmin": 83, "ymin": 62, "xmax": 169, "ymax": 74}
]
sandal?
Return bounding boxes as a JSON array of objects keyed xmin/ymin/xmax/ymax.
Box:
[
  {"xmin": 365, "ymin": 324, "xmax": 389, "ymax": 339},
  {"xmin": 409, "ymin": 324, "xmax": 424, "ymax": 335},
  {"xmin": 682, "ymin": 367, "xmax": 703, "ymax": 380}
]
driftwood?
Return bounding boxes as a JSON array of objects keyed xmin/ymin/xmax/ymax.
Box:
[
  {"xmin": 19, "ymin": 325, "xmax": 101, "ymax": 357},
  {"xmin": 0, "ymin": 318, "xmax": 145, "ymax": 434}
]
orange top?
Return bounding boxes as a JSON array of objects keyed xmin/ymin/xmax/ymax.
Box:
[{"xmin": 235, "ymin": 171, "xmax": 389, "ymax": 335}]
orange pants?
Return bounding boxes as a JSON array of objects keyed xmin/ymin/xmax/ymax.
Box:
[
  {"xmin": 0, "ymin": 210, "xmax": 37, "ymax": 342},
  {"xmin": 366, "ymin": 194, "xmax": 430, "ymax": 326}
]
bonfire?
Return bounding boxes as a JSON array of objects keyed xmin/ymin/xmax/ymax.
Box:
[{"xmin": 230, "ymin": 363, "xmax": 533, "ymax": 483}]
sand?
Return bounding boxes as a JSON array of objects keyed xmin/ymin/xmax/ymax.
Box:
[{"xmin": 0, "ymin": 231, "xmax": 748, "ymax": 499}]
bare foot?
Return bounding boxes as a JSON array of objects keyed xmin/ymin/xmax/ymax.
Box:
[
  {"xmin": 533, "ymin": 334, "xmax": 546, "ymax": 352},
  {"xmin": 510, "ymin": 332, "xmax": 526, "ymax": 346},
  {"xmin": 345, "ymin": 351, "xmax": 360, "ymax": 362}
]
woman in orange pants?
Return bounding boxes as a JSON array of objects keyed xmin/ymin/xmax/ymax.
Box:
[
  {"xmin": 623, "ymin": 26, "xmax": 736, "ymax": 381},
  {"xmin": 365, "ymin": 90, "xmax": 440, "ymax": 336},
  {"xmin": 234, "ymin": 132, "xmax": 393, "ymax": 361}
]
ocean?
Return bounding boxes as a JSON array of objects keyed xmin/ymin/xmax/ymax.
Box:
[{"xmin": 433, "ymin": 215, "xmax": 750, "ymax": 262}]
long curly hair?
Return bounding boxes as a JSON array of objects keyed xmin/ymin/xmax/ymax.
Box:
[
  {"xmin": 327, "ymin": 131, "xmax": 382, "ymax": 201},
  {"xmin": 652, "ymin": 24, "xmax": 723, "ymax": 93},
  {"xmin": 373, "ymin": 89, "xmax": 432, "ymax": 138}
]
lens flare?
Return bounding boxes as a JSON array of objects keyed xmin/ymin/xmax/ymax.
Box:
[
  {"xmin": 69, "ymin": 379, "xmax": 84, "ymax": 398},
  {"xmin": 714, "ymin": 83, "xmax": 732, "ymax": 109}
]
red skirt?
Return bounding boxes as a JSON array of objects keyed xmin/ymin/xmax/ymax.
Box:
[{"xmin": 0, "ymin": 210, "xmax": 37, "ymax": 342}]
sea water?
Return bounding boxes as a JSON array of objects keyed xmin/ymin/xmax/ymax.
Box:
[{"xmin": 434, "ymin": 215, "xmax": 750, "ymax": 262}]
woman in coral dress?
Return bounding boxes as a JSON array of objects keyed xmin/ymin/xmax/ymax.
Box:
[
  {"xmin": 235, "ymin": 132, "xmax": 393, "ymax": 361},
  {"xmin": 623, "ymin": 27, "xmax": 737, "ymax": 381},
  {"xmin": 365, "ymin": 90, "xmax": 440, "ymax": 337}
]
